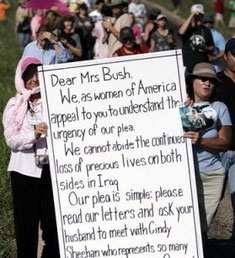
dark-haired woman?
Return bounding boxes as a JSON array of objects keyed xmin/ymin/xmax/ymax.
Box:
[{"xmin": 183, "ymin": 62, "xmax": 232, "ymax": 239}]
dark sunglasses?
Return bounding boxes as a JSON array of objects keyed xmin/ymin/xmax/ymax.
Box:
[
  {"xmin": 203, "ymin": 21, "xmax": 213, "ymax": 25},
  {"xmin": 195, "ymin": 76, "xmax": 217, "ymax": 84},
  {"xmin": 158, "ymin": 18, "xmax": 167, "ymax": 21}
]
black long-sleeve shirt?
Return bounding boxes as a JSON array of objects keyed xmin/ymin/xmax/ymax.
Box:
[{"xmin": 217, "ymin": 71, "xmax": 235, "ymax": 150}]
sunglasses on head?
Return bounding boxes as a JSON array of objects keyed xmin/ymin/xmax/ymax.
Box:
[{"xmin": 158, "ymin": 18, "xmax": 167, "ymax": 21}]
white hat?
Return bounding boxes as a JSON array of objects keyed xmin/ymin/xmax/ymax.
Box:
[
  {"xmin": 191, "ymin": 4, "xmax": 204, "ymax": 14},
  {"xmin": 156, "ymin": 14, "xmax": 167, "ymax": 20}
]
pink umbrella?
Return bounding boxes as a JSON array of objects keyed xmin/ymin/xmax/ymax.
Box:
[
  {"xmin": 24, "ymin": 0, "xmax": 73, "ymax": 16},
  {"xmin": 53, "ymin": 1, "xmax": 73, "ymax": 16}
]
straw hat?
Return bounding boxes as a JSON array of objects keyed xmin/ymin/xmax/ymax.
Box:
[{"xmin": 186, "ymin": 62, "xmax": 221, "ymax": 86}]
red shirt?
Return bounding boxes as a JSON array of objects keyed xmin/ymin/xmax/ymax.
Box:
[
  {"xmin": 215, "ymin": 0, "xmax": 224, "ymax": 14},
  {"xmin": 113, "ymin": 43, "xmax": 149, "ymax": 56}
]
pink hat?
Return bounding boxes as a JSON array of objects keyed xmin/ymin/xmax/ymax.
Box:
[{"xmin": 21, "ymin": 57, "xmax": 41, "ymax": 78}]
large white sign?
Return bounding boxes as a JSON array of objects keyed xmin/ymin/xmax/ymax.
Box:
[{"xmin": 39, "ymin": 50, "xmax": 203, "ymax": 258}]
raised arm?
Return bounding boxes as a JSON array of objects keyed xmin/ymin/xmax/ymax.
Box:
[{"xmin": 178, "ymin": 13, "xmax": 195, "ymax": 36}]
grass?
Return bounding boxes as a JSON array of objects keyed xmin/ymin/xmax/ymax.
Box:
[{"xmin": 0, "ymin": 0, "xmax": 21, "ymax": 257}]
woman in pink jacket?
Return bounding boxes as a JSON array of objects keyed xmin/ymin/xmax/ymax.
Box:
[{"xmin": 2, "ymin": 57, "xmax": 59, "ymax": 258}]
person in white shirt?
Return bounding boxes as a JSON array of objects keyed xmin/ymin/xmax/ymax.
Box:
[
  {"xmin": 128, "ymin": 0, "xmax": 146, "ymax": 32},
  {"xmin": 102, "ymin": 0, "xmax": 133, "ymax": 57}
]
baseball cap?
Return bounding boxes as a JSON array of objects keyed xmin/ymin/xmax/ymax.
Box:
[
  {"xmin": 21, "ymin": 57, "xmax": 41, "ymax": 79},
  {"xmin": 157, "ymin": 14, "xmax": 167, "ymax": 21},
  {"xmin": 191, "ymin": 4, "xmax": 205, "ymax": 14},
  {"xmin": 202, "ymin": 13, "xmax": 214, "ymax": 23},
  {"xmin": 120, "ymin": 26, "xmax": 135, "ymax": 42},
  {"xmin": 225, "ymin": 38, "xmax": 235, "ymax": 55}
]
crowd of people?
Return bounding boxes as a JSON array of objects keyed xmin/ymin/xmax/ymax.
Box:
[
  {"xmin": 3, "ymin": 0, "xmax": 235, "ymax": 257},
  {"xmin": 10, "ymin": 0, "xmax": 235, "ymax": 71}
]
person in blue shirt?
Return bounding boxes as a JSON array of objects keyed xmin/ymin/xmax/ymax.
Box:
[
  {"xmin": 183, "ymin": 62, "xmax": 232, "ymax": 241},
  {"xmin": 23, "ymin": 24, "xmax": 68, "ymax": 65},
  {"xmin": 202, "ymin": 13, "xmax": 226, "ymax": 72},
  {"xmin": 14, "ymin": 25, "xmax": 69, "ymax": 120}
]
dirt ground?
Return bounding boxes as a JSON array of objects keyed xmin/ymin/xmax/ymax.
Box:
[
  {"xmin": 205, "ymin": 184, "xmax": 235, "ymax": 258},
  {"xmin": 208, "ymin": 184, "xmax": 233, "ymax": 239}
]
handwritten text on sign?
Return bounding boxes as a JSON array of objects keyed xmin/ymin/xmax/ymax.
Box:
[{"xmin": 39, "ymin": 51, "xmax": 203, "ymax": 258}]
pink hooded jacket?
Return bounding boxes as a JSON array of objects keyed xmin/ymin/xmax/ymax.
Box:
[{"xmin": 2, "ymin": 56, "xmax": 46, "ymax": 178}]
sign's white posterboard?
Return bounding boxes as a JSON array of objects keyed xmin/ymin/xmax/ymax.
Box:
[{"xmin": 39, "ymin": 50, "xmax": 203, "ymax": 258}]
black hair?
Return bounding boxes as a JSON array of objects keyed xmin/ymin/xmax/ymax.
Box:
[
  {"xmin": 96, "ymin": 0, "xmax": 104, "ymax": 5},
  {"xmin": 36, "ymin": 24, "xmax": 53, "ymax": 36},
  {"xmin": 22, "ymin": 64, "xmax": 41, "ymax": 82},
  {"xmin": 63, "ymin": 16, "xmax": 74, "ymax": 24},
  {"xmin": 79, "ymin": 3, "xmax": 88, "ymax": 10},
  {"xmin": 147, "ymin": 10, "xmax": 161, "ymax": 20},
  {"xmin": 186, "ymin": 76, "xmax": 219, "ymax": 103}
]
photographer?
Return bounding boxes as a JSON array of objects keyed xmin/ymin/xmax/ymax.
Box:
[
  {"xmin": 2, "ymin": 57, "xmax": 60, "ymax": 258},
  {"xmin": 57, "ymin": 16, "xmax": 82, "ymax": 62},
  {"xmin": 23, "ymin": 24, "xmax": 68, "ymax": 65},
  {"xmin": 178, "ymin": 4, "xmax": 215, "ymax": 73}
]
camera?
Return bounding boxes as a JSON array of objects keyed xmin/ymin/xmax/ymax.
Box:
[
  {"xmin": 35, "ymin": 155, "xmax": 49, "ymax": 167},
  {"xmin": 190, "ymin": 34, "xmax": 206, "ymax": 53}
]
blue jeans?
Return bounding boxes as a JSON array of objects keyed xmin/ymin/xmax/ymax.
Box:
[
  {"xmin": 17, "ymin": 32, "xmax": 31, "ymax": 49},
  {"xmin": 221, "ymin": 150, "xmax": 235, "ymax": 235}
]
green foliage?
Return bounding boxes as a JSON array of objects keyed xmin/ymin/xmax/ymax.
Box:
[{"xmin": 0, "ymin": 0, "xmax": 21, "ymax": 257}]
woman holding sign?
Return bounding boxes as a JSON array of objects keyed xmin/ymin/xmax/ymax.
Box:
[
  {"xmin": 2, "ymin": 57, "xmax": 59, "ymax": 258},
  {"xmin": 182, "ymin": 62, "xmax": 232, "ymax": 240}
]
